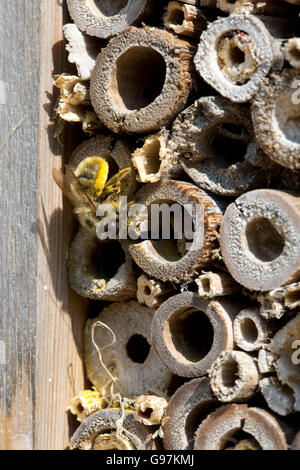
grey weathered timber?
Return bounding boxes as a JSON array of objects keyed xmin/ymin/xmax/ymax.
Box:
[{"xmin": 0, "ymin": 0, "xmax": 88, "ymax": 450}]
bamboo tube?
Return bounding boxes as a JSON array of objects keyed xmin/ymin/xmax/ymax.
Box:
[
  {"xmin": 194, "ymin": 14, "xmax": 292, "ymax": 102},
  {"xmin": 162, "ymin": 377, "xmax": 218, "ymax": 450},
  {"xmin": 194, "ymin": 404, "xmax": 288, "ymax": 450},
  {"xmin": 252, "ymin": 70, "xmax": 300, "ymax": 170},
  {"xmin": 196, "ymin": 271, "xmax": 240, "ymax": 298},
  {"xmin": 137, "ymin": 274, "xmax": 175, "ymax": 309},
  {"xmin": 171, "ymin": 96, "xmax": 268, "ymax": 196},
  {"xmin": 69, "ymin": 409, "xmax": 154, "ymax": 450},
  {"xmin": 134, "ymin": 395, "xmax": 168, "ymax": 426},
  {"xmin": 164, "ymin": 1, "xmax": 207, "ymax": 38},
  {"xmin": 233, "ymin": 307, "xmax": 272, "ymax": 351},
  {"xmin": 151, "ymin": 292, "xmax": 240, "ymax": 377},
  {"xmin": 84, "ymin": 301, "xmax": 172, "ymax": 397},
  {"xmin": 220, "ymin": 189, "xmax": 300, "ymax": 291},
  {"xmin": 132, "ymin": 130, "xmax": 182, "ymax": 184},
  {"xmin": 90, "ymin": 27, "xmax": 194, "ymax": 134},
  {"xmin": 66, "ymin": 0, "xmax": 163, "ymax": 38},
  {"xmin": 209, "ymin": 350, "xmax": 259, "ymax": 402},
  {"xmin": 68, "ymin": 227, "xmax": 137, "ymax": 301},
  {"xmin": 127, "ymin": 180, "xmax": 223, "ymax": 283},
  {"xmin": 259, "ymin": 377, "xmax": 295, "ymax": 416}
]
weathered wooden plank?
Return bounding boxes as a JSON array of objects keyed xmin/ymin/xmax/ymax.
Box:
[
  {"xmin": 0, "ymin": 0, "xmax": 41, "ymax": 450},
  {"xmin": 0, "ymin": 0, "xmax": 88, "ymax": 449},
  {"xmin": 35, "ymin": 0, "xmax": 88, "ymax": 450}
]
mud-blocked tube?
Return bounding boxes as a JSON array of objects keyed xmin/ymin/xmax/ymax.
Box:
[
  {"xmin": 220, "ymin": 189, "xmax": 300, "ymax": 291},
  {"xmin": 127, "ymin": 180, "xmax": 223, "ymax": 283},
  {"xmin": 171, "ymin": 97, "xmax": 267, "ymax": 196},
  {"xmin": 252, "ymin": 70, "xmax": 300, "ymax": 170},
  {"xmin": 151, "ymin": 292, "xmax": 240, "ymax": 378},
  {"xmin": 66, "ymin": 0, "xmax": 162, "ymax": 39},
  {"xmin": 84, "ymin": 301, "xmax": 173, "ymax": 397},
  {"xmin": 68, "ymin": 227, "xmax": 137, "ymax": 301},
  {"xmin": 162, "ymin": 377, "xmax": 218, "ymax": 450},
  {"xmin": 194, "ymin": 404, "xmax": 288, "ymax": 450},
  {"xmin": 90, "ymin": 27, "xmax": 194, "ymax": 134},
  {"xmin": 69, "ymin": 409, "xmax": 155, "ymax": 450},
  {"xmin": 194, "ymin": 14, "xmax": 276, "ymax": 102},
  {"xmin": 70, "ymin": 134, "xmax": 136, "ymax": 198}
]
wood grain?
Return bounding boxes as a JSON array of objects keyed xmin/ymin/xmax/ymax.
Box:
[{"xmin": 0, "ymin": 0, "xmax": 88, "ymax": 449}]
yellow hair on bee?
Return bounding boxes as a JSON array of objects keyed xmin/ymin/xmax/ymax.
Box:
[
  {"xmin": 94, "ymin": 159, "xmax": 109, "ymax": 198},
  {"xmin": 75, "ymin": 156, "xmax": 109, "ymax": 200}
]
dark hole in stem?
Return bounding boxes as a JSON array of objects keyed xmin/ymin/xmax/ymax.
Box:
[
  {"xmin": 144, "ymin": 285, "xmax": 152, "ymax": 296},
  {"xmin": 220, "ymin": 429, "xmax": 261, "ymax": 450},
  {"xmin": 146, "ymin": 200, "xmax": 194, "ymax": 262},
  {"xmin": 91, "ymin": 240, "xmax": 126, "ymax": 281},
  {"xmin": 113, "ymin": 46, "xmax": 166, "ymax": 111},
  {"xmin": 169, "ymin": 8, "xmax": 185, "ymax": 26},
  {"xmin": 203, "ymin": 123, "xmax": 248, "ymax": 169},
  {"xmin": 139, "ymin": 407, "xmax": 153, "ymax": 419},
  {"xmin": 221, "ymin": 359, "xmax": 239, "ymax": 388},
  {"xmin": 230, "ymin": 46, "xmax": 245, "ymax": 67},
  {"xmin": 245, "ymin": 217, "xmax": 285, "ymax": 262},
  {"xmin": 168, "ymin": 308, "xmax": 214, "ymax": 363},
  {"xmin": 240, "ymin": 318, "xmax": 258, "ymax": 344},
  {"xmin": 185, "ymin": 402, "xmax": 219, "ymax": 450},
  {"xmin": 77, "ymin": 404, "xmax": 84, "ymax": 414},
  {"xmin": 126, "ymin": 334, "xmax": 151, "ymax": 364}
]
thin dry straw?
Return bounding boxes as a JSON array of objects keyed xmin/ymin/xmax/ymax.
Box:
[{"xmin": 91, "ymin": 320, "xmax": 142, "ymax": 447}]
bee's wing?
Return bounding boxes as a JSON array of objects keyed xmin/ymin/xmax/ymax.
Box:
[{"xmin": 53, "ymin": 166, "xmax": 97, "ymax": 214}]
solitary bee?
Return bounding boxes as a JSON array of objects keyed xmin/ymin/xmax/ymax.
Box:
[{"xmin": 53, "ymin": 156, "xmax": 132, "ymax": 231}]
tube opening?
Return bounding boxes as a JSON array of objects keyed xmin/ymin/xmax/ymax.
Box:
[
  {"xmin": 245, "ymin": 217, "xmax": 285, "ymax": 262},
  {"xmin": 217, "ymin": 32, "xmax": 258, "ymax": 85},
  {"xmin": 230, "ymin": 46, "xmax": 245, "ymax": 67},
  {"xmin": 126, "ymin": 334, "xmax": 151, "ymax": 364},
  {"xmin": 93, "ymin": 432, "xmax": 133, "ymax": 450},
  {"xmin": 138, "ymin": 407, "xmax": 153, "ymax": 420},
  {"xmin": 111, "ymin": 47, "xmax": 166, "ymax": 111},
  {"xmin": 240, "ymin": 318, "xmax": 259, "ymax": 343},
  {"xmin": 144, "ymin": 285, "xmax": 152, "ymax": 296},
  {"xmin": 89, "ymin": 239, "xmax": 126, "ymax": 281},
  {"xmin": 201, "ymin": 278, "xmax": 211, "ymax": 294},
  {"xmin": 146, "ymin": 200, "xmax": 194, "ymax": 262},
  {"xmin": 134, "ymin": 138, "xmax": 162, "ymax": 182},
  {"xmin": 87, "ymin": 0, "xmax": 128, "ymax": 17},
  {"xmin": 166, "ymin": 308, "xmax": 214, "ymax": 363},
  {"xmin": 168, "ymin": 8, "xmax": 185, "ymax": 26},
  {"xmin": 202, "ymin": 123, "xmax": 248, "ymax": 169},
  {"xmin": 221, "ymin": 358, "xmax": 239, "ymax": 388},
  {"xmin": 185, "ymin": 402, "xmax": 219, "ymax": 449},
  {"xmin": 220, "ymin": 430, "xmax": 261, "ymax": 450}
]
